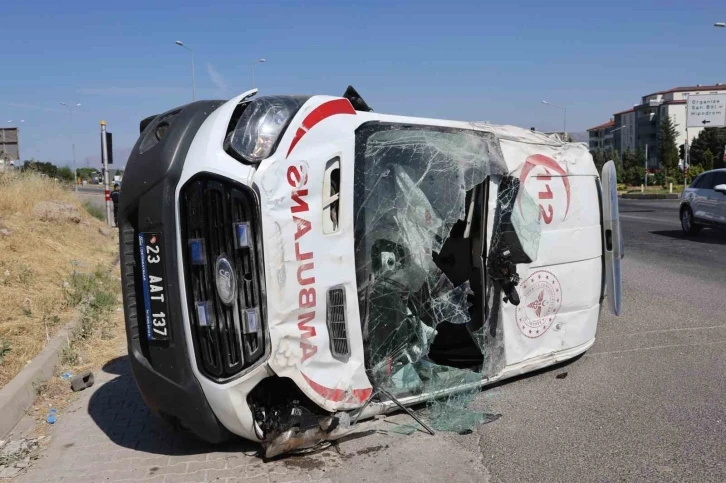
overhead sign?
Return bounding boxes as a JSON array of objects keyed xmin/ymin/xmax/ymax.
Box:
[{"xmin": 687, "ymin": 94, "xmax": 726, "ymax": 128}]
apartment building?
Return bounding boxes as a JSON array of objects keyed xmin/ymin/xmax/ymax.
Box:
[
  {"xmin": 595, "ymin": 84, "xmax": 726, "ymax": 169},
  {"xmin": 587, "ymin": 120, "xmax": 615, "ymax": 152}
]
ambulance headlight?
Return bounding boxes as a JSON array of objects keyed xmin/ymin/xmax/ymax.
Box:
[{"xmin": 225, "ymin": 95, "xmax": 309, "ymax": 164}]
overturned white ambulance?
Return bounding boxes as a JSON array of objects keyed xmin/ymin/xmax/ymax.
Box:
[{"xmin": 119, "ymin": 87, "xmax": 622, "ymax": 457}]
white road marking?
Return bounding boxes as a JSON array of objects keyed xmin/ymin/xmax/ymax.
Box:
[
  {"xmin": 619, "ymin": 213, "xmax": 680, "ymax": 226},
  {"xmin": 599, "ymin": 325, "xmax": 726, "ymax": 339},
  {"xmin": 588, "ymin": 340, "xmax": 726, "ymax": 356}
]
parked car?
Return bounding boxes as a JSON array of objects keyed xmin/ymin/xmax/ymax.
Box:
[
  {"xmin": 680, "ymin": 168, "xmax": 726, "ymax": 235},
  {"xmin": 119, "ymin": 87, "xmax": 622, "ymax": 457}
]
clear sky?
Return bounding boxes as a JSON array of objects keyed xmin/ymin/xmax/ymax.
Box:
[{"xmin": 3, "ymin": 0, "xmax": 726, "ymax": 168}]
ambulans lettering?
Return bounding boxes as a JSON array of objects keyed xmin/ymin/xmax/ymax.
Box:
[{"xmin": 287, "ymin": 164, "xmax": 318, "ymax": 363}]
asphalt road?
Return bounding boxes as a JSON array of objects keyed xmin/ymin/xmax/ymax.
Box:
[
  {"xmin": 15, "ymin": 198, "xmax": 726, "ymax": 483},
  {"xmin": 73, "ymin": 185, "xmax": 106, "ymax": 211},
  {"xmin": 475, "ymin": 198, "xmax": 726, "ymax": 482},
  {"xmin": 75, "ymin": 184, "xmax": 105, "ymax": 194}
]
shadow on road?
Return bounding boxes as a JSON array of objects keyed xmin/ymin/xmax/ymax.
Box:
[
  {"xmin": 87, "ymin": 353, "xmax": 585, "ymax": 460},
  {"xmin": 101, "ymin": 356, "xmax": 128, "ymax": 375},
  {"xmin": 88, "ymin": 356, "xmax": 258, "ymax": 457},
  {"xmin": 651, "ymin": 229, "xmax": 726, "ymax": 246}
]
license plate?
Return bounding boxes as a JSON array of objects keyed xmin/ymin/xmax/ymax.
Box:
[{"xmin": 138, "ymin": 232, "xmax": 170, "ymax": 342}]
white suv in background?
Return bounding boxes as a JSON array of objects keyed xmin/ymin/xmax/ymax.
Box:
[{"xmin": 680, "ymin": 168, "xmax": 726, "ymax": 235}]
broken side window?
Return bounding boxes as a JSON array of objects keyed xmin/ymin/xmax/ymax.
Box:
[{"xmin": 353, "ymin": 122, "xmax": 540, "ymax": 433}]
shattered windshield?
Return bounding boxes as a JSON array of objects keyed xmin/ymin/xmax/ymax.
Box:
[{"xmin": 353, "ymin": 122, "xmax": 540, "ymax": 432}]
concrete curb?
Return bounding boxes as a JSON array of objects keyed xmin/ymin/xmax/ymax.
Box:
[
  {"xmin": 619, "ymin": 193, "xmax": 680, "ymax": 200},
  {"xmin": 0, "ymin": 320, "xmax": 79, "ymax": 439}
]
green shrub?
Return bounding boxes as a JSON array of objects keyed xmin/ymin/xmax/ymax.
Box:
[
  {"xmin": 626, "ymin": 167, "xmax": 645, "ymax": 186},
  {"xmin": 686, "ymin": 165, "xmax": 705, "ymax": 184},
  {"xmin": 83, "ymin": 201, "xmax": 105, "ymax": 221},
  {"xmin": 0, "ymin": 341, "xmax": 11, "ymax": 364}
]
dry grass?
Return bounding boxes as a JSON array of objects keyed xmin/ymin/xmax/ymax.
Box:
[
  {"xmin": 0, "ymin": 171, "xmax": 119, "ymax": 387},
  {"xmin": 8, "ymin": 258, "xmax": 128, "ymax": 442},
  {"xmin": 27, "ymin": 265, "xmax": 127, "ymax": 438}
]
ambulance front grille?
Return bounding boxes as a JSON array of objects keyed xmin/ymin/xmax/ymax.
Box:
[{"xmin": 180, "ymin": 176, "xmax": 266, "ymax": 381}]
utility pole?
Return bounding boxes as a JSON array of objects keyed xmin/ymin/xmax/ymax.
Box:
[
  {"xmin": 175, "ymin": 41, "xmax": 196, "ymax": 101},
  {"xmin": 250, "ymin": 58, "xmax": 266, "ymax": 89},
  {"xmin": 60, "ymin": 102, "xmax": 81, "ymax": 191},
  {"xmin": 101, "ymin": 120, "xmax": 112, "ymax": 226},
  {"xmin": 685, "ymin": 128, "xmax": 689, "ymax": 188},
  {"xmin": 542, "ymin": 101, "xmax": 567, "ymax": 139},
  {"xmin": 644, "ymin": 143, "xmax": 648, "ymax": 188}
]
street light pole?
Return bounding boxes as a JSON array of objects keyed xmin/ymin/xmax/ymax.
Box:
[
  {"xmin": 644, "ymin": 143, "xmax": 648, "ymax": 188},
  {"xmin": 251, "ymin": 58, "xmax": 266, "ymax": 89},
  {"xmin": 60, "ymin": 102, "xmax": 81, "ymax": 192},
  {"xmin": 175, "ymin": 41, "xmax": 196, "ymax": 101},
  {"xmin": 542, "ymin": 101, "xmax": 567, "ymax": 139}
]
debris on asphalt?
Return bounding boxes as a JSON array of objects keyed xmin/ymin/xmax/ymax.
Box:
[
  {"xmin": 556, "ymin": 372, "xmax": 568, "ymax": 379},
  {"xmin": 46, "ymin": 408, "xmax": 57, "ymax": 424},
  {"xmin": 385, "ymin": 422, "xmax": 418, "ymax": 435},
  {"xmin": 70, "ymin": 371, "xmax": 94, "ymax": 392},
  {"xmin": 0, "ymin": 437, "xmax": 40, "ymax": 478},
  {"xmin": 60, "ymin": 372, "xmax": 73, "ymax": 381}
]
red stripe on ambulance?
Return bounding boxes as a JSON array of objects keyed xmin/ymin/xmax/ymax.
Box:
[{"xmin": 286, "ymin": 99, "xmax": 356, "ymax": 157}]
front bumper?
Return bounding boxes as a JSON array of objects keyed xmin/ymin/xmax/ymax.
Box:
[{"xmin": 119, "ymin": 100, "xmax": 234, "ymax": 443}]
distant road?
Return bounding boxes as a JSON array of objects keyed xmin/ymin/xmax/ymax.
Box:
[
  {"xmin": 76, "ymin": 184, "xmax": 105, "ymax": 194},
  {"xmin": 74, "ymin": 184, "xmax": 105, "ymax": 210},
  {"xmin": 618, "ymin": 198, "xmax": 725, "ymax": 282}
]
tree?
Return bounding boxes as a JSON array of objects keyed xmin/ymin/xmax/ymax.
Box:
[
  {"xmin": 690, "ymin": 127, "xmax": 726, "ymax": 169},
  {"xmin": 23, "ymin": 160, "xmax": 59, "ymax": 178},
  {"xmin": 609, "ymin": 149, "xmax": 621, "ymax": 169},
  {"xmin": 590, "ymin": 150, "xmax": 607, "ymax": 173},
  {"xmin": 77, "ymin": 167, "xmax": 98, "ymax": 180},
  {"xmin": 622, "ymin": 150, "xmax": 638, "ymax": 171},
  {"xmin": 620, "ymin": 148, "xmax": 646, "ymax": 186},
  {"xmin": 703, "ymin": 149, "xmax": 714, "ymax": 171},
  {"xmin": 658, "ymin": 115, "xmax": 679, "ymax": 178},
  {"xmin": 57, "ymin": 166, "xmax": 74, "ymax": 182}
]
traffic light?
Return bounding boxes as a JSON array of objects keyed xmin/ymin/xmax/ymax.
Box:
[
  {"xmin": 106, "ymin": 132, "xmax": 113, "ymax": 164},
  {"xmin": 679, "ymin": 144, "xmax": 685, "ymax": 160}
]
